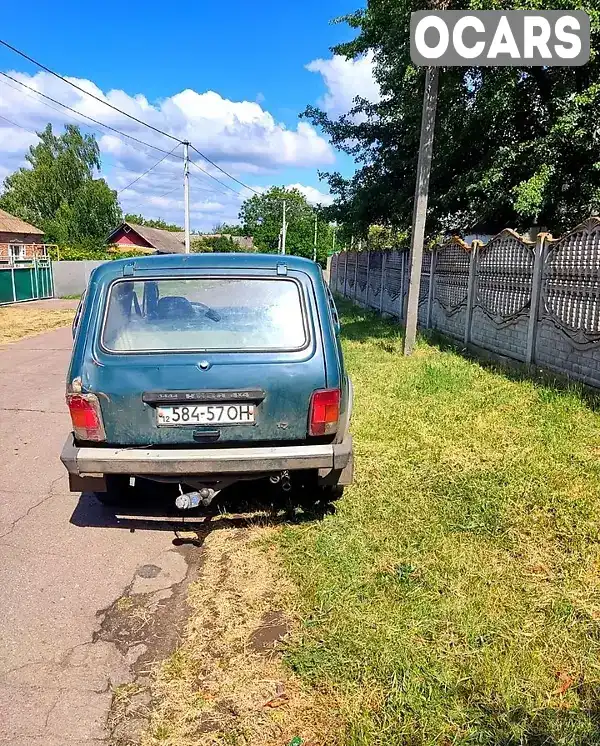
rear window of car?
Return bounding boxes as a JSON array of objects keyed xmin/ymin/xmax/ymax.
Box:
[{"xmin": 101, "ymin": 277, "xmax": 308, "ymax": 353}]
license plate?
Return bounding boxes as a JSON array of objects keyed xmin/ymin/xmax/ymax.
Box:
[{"xmin": 156, "ymin": 403, "xmax": 255, "ymax": 426}]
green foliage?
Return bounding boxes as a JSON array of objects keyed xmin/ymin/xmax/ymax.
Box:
[
  {"xmin": 190, "ymin": 235, "xmax": 245, "ymax": 253},
  {"xmin": 305, "ymin": 1, "xmax": 600, "ymax": 236},
  {"xmin": 48, "ymin": 245, "xmax": 148, "ymax": 261},
  {"xmin": 367, "ymin": 224, "xmax": 409, "ymax": 250},
  {"xmin": 512, "ymin": 164, "xmax": 555, "ymax": 222},
  {"xmin": 0, "ymin": 124, "xmax": 121, "ymax": 249},
  {"xmin": 211, "ymin": 221, "xmax": 244, "ymax": 236},
  {"xmin": 124, "ymin": 213, "xmax": 183, "ymax": 232},
  {"xmin": 239, "ymin": 186, "xmax": 333, "ymax": 265}
]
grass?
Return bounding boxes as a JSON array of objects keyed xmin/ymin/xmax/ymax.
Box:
[
  {"xmin": 143, "ymin": 525, "xmax": 341, "ymax": 745},
  {"xmin": 276, "ymin": 298, "xmax": 600, "ymax": 745},
  {"xmin": 0, "ymin": 304, "xmax": 75, "ymax": 344}
]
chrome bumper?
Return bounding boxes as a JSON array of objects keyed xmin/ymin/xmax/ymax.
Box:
[{"xmin": 61, "ymin": 434, "xmax": 352, "ymax": 477}]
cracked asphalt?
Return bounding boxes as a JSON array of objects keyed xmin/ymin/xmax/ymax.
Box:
[{"xmin": 0, "ymin": 327, "xmax": 190, "ymax": 745}]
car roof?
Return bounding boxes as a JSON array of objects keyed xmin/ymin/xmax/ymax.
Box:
[
  {"xmin": 90, "ymin": 252, "xmax": 324, "ymax": 286},
  {"xmin": 100, "ymin": 252, "xmax": 319, "ymax": 274}
]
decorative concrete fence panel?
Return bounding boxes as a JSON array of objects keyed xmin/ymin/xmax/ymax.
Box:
[
  {"xmin": 470, "ymin": 230, "xmax": 534, "ymax": 361},
  {"xmin": 355, "ymin": 251, "xmax": 369, "ymax": 306},
  {"xmin": 330, "ymin": 217, "xmax": 600, "ymax": 389},
  {"xmin": 382, "ymin": 250, "xmax": 409, "ymax": 318},
  {"xmin": 430, "ymin": 238, "xmax": 470, "ymax": 341},
  {"xmin": 535, "ymin": 220, "xmax": 600, "ymax": 388},
  {"xmin": 367, "ymin": 251, "xmax": 383, "ymax": 311}
]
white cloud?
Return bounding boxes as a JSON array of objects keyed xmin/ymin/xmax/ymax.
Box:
[
  {"xmin": 286, "ymin": 183, "xmax": 333, "ymax": 206},
  {"xmin": 0, "ymin": 70, "xmax": 335, "ymax": 231},
  {"xmin": 306, "ymin": 51, "xmax": 380, "ymax": 119}
]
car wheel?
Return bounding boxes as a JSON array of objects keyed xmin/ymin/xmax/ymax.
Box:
[{"xmin": 94, "ymin": 476, "xmax": 131, "ymax": 506}]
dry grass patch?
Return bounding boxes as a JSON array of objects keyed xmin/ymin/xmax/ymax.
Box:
[
  {"xmin": 143, "ymin": 524, "xmax": 342, "ymax": 746},
  {"xmin": 0, "ymin": 305, "xmax": 74, "ymax": 343}
]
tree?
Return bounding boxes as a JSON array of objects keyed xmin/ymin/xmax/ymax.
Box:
[
  {"xmin": 239, "ymin": 186, "xmax": 333, "ymax": 264},
  {"xmin": 191, "ymin": 235, "xmax": 245, "ymax": 253},
  {"xmin": 304, "ymin": 1, "xmax": 600, "ymax": 237},
  {"xmin": 124, "ymin": 214, "xmax": 183, "ymax": 232},
  {"xmin": 211, "ymin": 221, "xmax": 244, "ymax": 236},
  {"xmin": 0, "ymin": 124, "xmax": 121, "ymax": 249}
]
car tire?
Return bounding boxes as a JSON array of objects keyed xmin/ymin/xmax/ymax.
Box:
[{"xmin": 94, "ymin": 476, "xmax": 131, "ymax": 507}]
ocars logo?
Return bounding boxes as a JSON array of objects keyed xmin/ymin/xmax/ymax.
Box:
[{"xmin": 410, "ymin": 11, "xmax": 590, "ymax": 67}]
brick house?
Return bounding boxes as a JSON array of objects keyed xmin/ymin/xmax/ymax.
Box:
[
  {"xmin": 0, "ymin": 209, "xmax": 49, "ymax": 261},
  {"xmin": 107, "ymin": 222, "xmax": 255, "ymax": 254},
  {"xmin": 107, "ymin": 222, "xmax": 186, "ymax": 254}
]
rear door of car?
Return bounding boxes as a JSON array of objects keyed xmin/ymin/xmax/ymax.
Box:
[{"xmin": 80, "ymin": 266, "xmax": 329, "ymax": 446}]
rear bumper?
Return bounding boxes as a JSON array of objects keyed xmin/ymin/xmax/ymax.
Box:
[{"xmin": 60, "ymin": 434, "xmax": 352, "ymax": 478}]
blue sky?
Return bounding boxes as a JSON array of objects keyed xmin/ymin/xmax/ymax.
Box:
[{"xmin": 0, "ymin": 0, "xmax": 379, "ymax": 230}]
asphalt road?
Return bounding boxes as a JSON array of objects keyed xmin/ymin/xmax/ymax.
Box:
[{"xmin": 0, "ymin": 326, "xmax": 194, "ymax": 745}]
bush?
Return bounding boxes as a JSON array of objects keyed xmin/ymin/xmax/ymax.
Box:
[
  {"xmin": 191, "ymin": 235, "xmax": 245, "ymax": 253},
  {"xmin": 48, "ymin": 245, "xmax": 149, "ymax": 261}
]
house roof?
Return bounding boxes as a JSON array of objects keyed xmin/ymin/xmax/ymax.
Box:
[
  {"xmin": 0, "ymin": 208, "xmax": 44, "ymax": 235},
  {"xmin": 108, "ymin": 222, "xmax": 186, "ymax": 254}
]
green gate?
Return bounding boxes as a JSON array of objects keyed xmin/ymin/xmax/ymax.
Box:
[{"xmin": 0, "ymin": 257, "xmax": 54, "ymax": 305}]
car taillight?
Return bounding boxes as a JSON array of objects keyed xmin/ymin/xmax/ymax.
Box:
[
  {"xmin": 309, "ymin": 388, "xmax": 341, "ymax": 436},
  {"xmin": 66, "ymin": 393, "xmax": 106, "ymax": 442}
]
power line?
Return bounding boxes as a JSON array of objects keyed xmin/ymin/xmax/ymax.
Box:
[
  {"xmin": 0, "ymin": 111, "xmax": 37, "ymax": 135},
  {"xmin": 0, "ymin": 39, "xmax": 261, "ymax": 197},
  {"xmin": 0, "ymin": 72, "xmax": 181, "ymax": 158},
  {"xmin": 0, "ymin": 77, "xmax": 191, "ymax": 197},
  {"xmin": 117, "ymin": 144, "xmax": 181, "ymax": 195},
  {"xmin": 123, "ymin": 184, "xmax": 181, "ymax": 212},
  {"xmin": 189, "ymin": 143, "xmax": 260, "ymax": 195},
  {"xmin": 0, "ymin": 38, "xmax": 182, "ymax": 145},
  {"xmin": 155, "ymin": 185, "xmax": 181, "ymax": 199},
  {"xmin": 188, "ymin": 157, "xmax": 242, "ymax": 196},
  {"xmin": 188, "ymin": 170, "xmax": 239, "ymax": 198}
]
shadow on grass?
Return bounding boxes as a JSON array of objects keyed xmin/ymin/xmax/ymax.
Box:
[
  {"xmin": 335, "ymin": 295, "xmax": 600, "ymax": 411},
  {"xmin": 70, "ymin": 478, "xmax": 337, "ymax": 548},
  {"xmin": 335, "ymin": 297, "xmax": 405, "ymax": 352},
  {"xmin": 425, "ymin": 326, "xmax": 600, "ymax": 411}
]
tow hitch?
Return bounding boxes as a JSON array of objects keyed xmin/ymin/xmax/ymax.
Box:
[
  {"xmin": 175, "ymin": 487, "xmax": 217, "ymax": 510},
  {"xmin": 269, "ymin": 470, "xmax": 292, "ymax": 492}
]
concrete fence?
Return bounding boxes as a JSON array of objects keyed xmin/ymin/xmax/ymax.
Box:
[
  {"xmin": 330, "ymin": 218, "xmax": 600, "ymax": 389},
  {"xmin": 52, "ymin": 260, "xmax": 106, "ymax": 297}
]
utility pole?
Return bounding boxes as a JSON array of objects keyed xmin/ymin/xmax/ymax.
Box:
[
  {"xmin": 313, "ymin": 212, "xmax": 318, "ymax": 262},
  {"xmin": 183, "ymin": 141, "xmax": 190, "ymax": 253},
  {"xmin": 403, "ymin": 66, "xmax": 439, "ymax": 356},
  {"xmin": 281, "ymin": 200, "xmax": 287, "ymax": 255},
  {"xmin": 332, "ymin": 224, "xmax": 336, "ymax": 253}
]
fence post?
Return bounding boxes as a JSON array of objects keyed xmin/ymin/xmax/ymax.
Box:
[
  {"xmin": 365, "ymin": 250, "xmax": 370, "ymax": 308},
  {"xmin": 464, "ymin": 241, "xmax": 479, "ymax": 344},
  {"xmin": 32, "ymin": 255, "xmax": 39, "ymax": 299},
  {"xmin": 354, "ymin": 247, "xmax": 359, "ymax": 302},
  {"xmin": 10, "ymin": 265, "xmax": 16, "ymax": 303},
  {"xmin": 40, "ymin": 261, "xmax": 46, "ymax": 298},
  {"xmin": 426, "ymin": 250, "xmax": 436, "ymax": 328},
  {"xmin": 397, "ymin": 251, "xmax": 403, "ymax": 319},
  {"xmin": 526, "ymin": 232, "xmax": 548, "ymax": 364},
  {"xmin": 380, "ymin": 251, "xmax": 386, "ymax": 314},
  {"xmin": 343, "ymin": 253, "xmax": 348, "ymax": 298}
]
